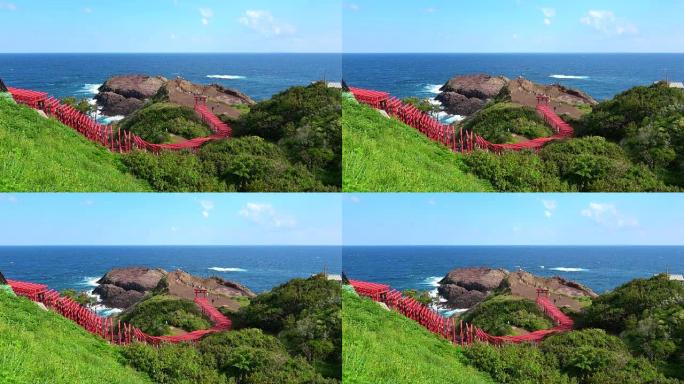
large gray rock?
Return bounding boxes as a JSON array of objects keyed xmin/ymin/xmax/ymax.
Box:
[
  {"xmin": 97, "ymin": 267, "xmax": 166, "ymax": 292},
  {"xmin": 99, "ymin": 75, "xmax": 167, "ymax": 100},
  {"xmin": 95, "ymin": 91, "xmax": 144, "ymax": 116},
  {"xmin": 441, "ymin": 74, "xmax": 509, "ymax": 100},
  {"xmin": 435, "ymin": 92, "xmax": 486, "ymax": 116}
]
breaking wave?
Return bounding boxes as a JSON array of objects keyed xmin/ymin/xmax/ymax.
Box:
[
  {"xmin": 207, "ymin": 75, "xmax": 246, "ymax": 80},
  {"xmin": 549, "ymin": 267, "xmax": 589, "ymax": 272},
  {"xmin": 550, "ymin": 74, "xmax": 589, "ymax": 80},
  {"xmin": 209, "ymin": 267, "xmax": 247, "ymax": 272}
]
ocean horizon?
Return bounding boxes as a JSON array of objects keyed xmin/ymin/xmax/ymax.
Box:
[{"xmin": 343, "ymin": 245, "xmax": 684, "ymax": 296}]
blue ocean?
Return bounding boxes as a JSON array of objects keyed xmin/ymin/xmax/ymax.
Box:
[
  {"xmin": 343, "ymin": 246, "xmax": 684, "ymax": 295},
  {"xmin": 342, "ymin": 53, "xmax": 684, "ymax": 101},
  {"xmin": 0, "ymin": 246, "xmax": 342, "ymax": 295},
  {"xmin": 0, "ymin": 53, "xmax": 342, "ymax": 102}
]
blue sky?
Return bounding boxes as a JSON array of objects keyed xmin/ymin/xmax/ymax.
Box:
[
  {"xmin": 0, "ymin": 194, "xmax": 341, "ymax": 246},
  {"xmin": 344, "ymin": 194, "xmax": 684, "ymax": 246},
  {"xmin": 0, "ymin": 0, "xmax": 341, "ymax": 53},
  {"xmin": 343, "ymin": 0, "xmax": 684, "ymax": 53}
]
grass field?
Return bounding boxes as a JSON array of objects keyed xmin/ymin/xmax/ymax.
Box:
[
  {"xmin": 342, "ymin": 289, "xmax": 493, "ymax": 384},
  {"xmin": 0, "ymin": 291, "xmax": 151, "ymax": 384},
  {"xmin": 342, "ymin": 98, "xmax": 491, "ymax": 192},
  {"xmin": 0, "ymin": 99, "xmax": 150, "ymax": 192}
]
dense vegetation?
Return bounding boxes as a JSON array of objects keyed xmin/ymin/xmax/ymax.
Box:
[
  {"xmin": 231, "ymin": 274, "xmax": 341, "ymax": 377},
  {"xmin": 119, "ymin": 102, "xmax": 212, "ymax": 144},
  {"xmin": 122, "ymin": 275, "xmax": 341, "ymax": 384},
  {"xmin": 580, "ymin": 275, "xmax": 684, "ymax": 378},
  {"xmin": 0, "ymin": 98, "xmax": 150, "ymax": 192},
  {"xmin": 463, "ymin": 137, "xmax": 670, "ymax": 192},
  {"xmin": 342, "ymin": 288, "xmax": 493, "ymax": 384},
  {"xmin": 233, "ymin": 82, "xmax": 341, "ymax": 187},
  {"xmin": 463, "ymin": 102, "xmax": 552, "ymax": 144},
  {"xmin": 342, "ymin": 97, "xmax": 492, "ymax": 192},
  {"xmin": 464, "ymin": 329, "xmax": 674, "ymax": 384},
  {"xmin": 461, "ymin": 295, "xmax": 553, "ymax": 336},
  {"xmin": 124, "ymin": 83, "xmax": 341, "ymax": 192},
  {"xmin": 577, "ymin": 82, "xmax": 684, "ymax": 187},
  {"xmin": 118, "ymin": 295, "xmax": 211, "ymax": 336},
  {"xmin": 0, "ymin": 291, "xmax": 151, "ymax": 384}
]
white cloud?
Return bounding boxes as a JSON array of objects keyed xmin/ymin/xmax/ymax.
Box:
[
  {"xmin": 239, "ymin": 203, "xmax": 296, "ymax": 229},
  {"xmin": 0, "ymin": 2, "xmax": 16, "ymax": 11},
  {"xmin": 343, "ymin": 3, "xmax": 360, "ymax": 11},
  {"xmin": 541, "ymin": 7, "xmax": 555, "ymax": 26},
  {"xmin": 581, "ymin": 203, "xmax": 639, "ymax": 229},
  {"xmin": 542, "ymin": 199, "xmax": 557, "ymax": 218},
  {"xmin": 200, "ymin": 200, "xmax": 214, "ymax": 219},
  {"xmin": 580, "ymin": 10, "xmax": 638, "ymax": 36},
  {"xmin": 239, "ymin": 10, "xmax": 295, "ymax": 37},
  {"xmin": 200, "ymin": 8, "xmax": 214, "ymax": 26}
]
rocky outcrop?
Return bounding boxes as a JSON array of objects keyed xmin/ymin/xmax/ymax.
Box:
[
  {"xmin": 94, "ymin": 267, "xmax": 166, "ymax": 309},
  {"xmin": 438, "ymin": 267, "xmax": 597, "ymax": 311},
  {"xmin": 436, "ymin": 74, "xmax": 508, "ymax": 116},
  {"xmin": 96, "ymin": 75, "xmax": 166, "ymax": 116},
  {"xmin": 438, "ymin": 268, "xmax": 507, "ymax": 308},
  {"xmin": 436, "ymin": 74, "xmax": 597, "ymax": 118},
  {"xmin": 92, "ymin": 267, "xmax": 256, "ymax": 310},
  {"xmin": 95, "ymin": 74, "xmax": 255, "ymax": 118}
]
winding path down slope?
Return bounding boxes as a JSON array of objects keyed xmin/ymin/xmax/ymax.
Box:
[{"xmin": 8, "ymin": 279, "xmax": 231, "ymax": 346}]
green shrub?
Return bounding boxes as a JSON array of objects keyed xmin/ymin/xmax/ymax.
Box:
[
  {"xmin": 580, "ymin": 275, "xmax": 684, "ymax": 374},
  {"xmin": 463, "ymin": 103, "xmax": 552, "ymax": 144},
  {"xmin": 123, "ymin": 343, "xmax": 226, "ymax": 384},
  {"xmin": 461, "ymin": 295, "xmax": 554, "ymax": 336},
  {"xmin": 464, "ymin": 343, "xmax": 573, "ymax": 384},
  {"xmin": 197, "ymin": 137, "xmax": 326, "ymax": 192},
  {"xmin": 123, "ymin": 150, "xmax": 228, "ymax": 192},
  {"xmin": 463, "ymin": 149, "xmax": 571, "ymax": 192},
  {"xmin": 539, "ymin": 137, "xmax": 670, "ymax": 192},
  {"xmin": 234, "ymin": 82, "xmax": 341, "ymax": 187},
  {"xmin": 119, "ymin": 102, "xmax": 213, "ymax": 144},
  {"xmin": 118, "ymin": 295, "xmax": 211, "ymax": 336},
  {"xmin": 232, "ymin": 275, "xmax": 341, "ymax": 368}
]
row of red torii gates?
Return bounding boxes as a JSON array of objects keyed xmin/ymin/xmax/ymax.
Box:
[
  {"xmin": 7, "ymin": 279, "xmax": 232, "ymax": 345},
  {"xmin": 349, "ymin": 87, "xmax": 574, "ymax": 153},
  {"xmin": 7, "ymin": 86, "xmax": 232, "ymax": 154},
  {"xmin": 349, "ymin": 279, "xmax": 574, "ymax": 346}
]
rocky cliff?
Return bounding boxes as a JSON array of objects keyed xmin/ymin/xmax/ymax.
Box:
[
  {"xmin": 95, "ymin": 75, "xmax": 255, "ymax": 117},
  {"xmin": 436, "ymin": 74, "xmax": 597, "ymax": 119},
  {"xmin": 438, "ymin": 267, "xmax": 597, "ymax": 311},
  {"xmin": 93, "ymin": 267, "xmax": 255, "ymax": 310}
]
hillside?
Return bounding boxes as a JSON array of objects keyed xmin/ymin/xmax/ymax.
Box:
[
  {"xmin": 0, "ymin": 99, "xmax": 150, "ymax": 192},
  {"xmin": 342, "ymin": 97, "xmax": 491, "ymax": 192},
  {"xmin": 0, "ymin": 291, "xmax": 151, "ymax": 384},
  {"xmin": 342, "ymin": 289, "xmax": 493, "ymax": 384}
]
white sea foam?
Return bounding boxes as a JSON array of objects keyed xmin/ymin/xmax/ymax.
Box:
[
  {"xmin": 207, "ymin": 75, "xmax": 246, "ymax": 80},
  {"xmin": 101, "ymin": 115, "xmax": 125, "ymax": 124},
  {"xmin": 209, "ymin": 267, "xmax": 247, "ymax": 272},
  {"xmin": 550, "ymin": 75, "xmax": 590, "ymax": 80},
  {"xmin": 78, "ymin": 83, "xmax": 103, "ymax": 94},
  {"xmin": 424, "ymin": 84, "xmax": 442, "ymax": 94},
  {"xmin": 436, "ymin": 111, "xmax": 465, "ymax": 124},
  {"xmin": 550, "ymin": 267, "xmax": 589, "ymax": 272},
  {"xmin": 80, "ymin": 276, "xmax": 100, "ymax": 287}
]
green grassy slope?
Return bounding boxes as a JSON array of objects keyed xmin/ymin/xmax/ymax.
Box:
[
  {"xmin": 0, "ymin": 99, "xmax": 150, "ymax": 192},
  {"xmin": 342, "ymin": 290, "xmax": 493, "ymax": 384},
  {"xmin": 0, "ymin": 291, "xmax": 151, "ymax": 384},
  {"xmin": 342, "ymin": 98, "xmax": 491, "ymax": 192}
]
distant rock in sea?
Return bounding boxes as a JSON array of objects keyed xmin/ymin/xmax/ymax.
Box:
[{"xmin": 438, "ymin": 267, "xmax": 597, "ymax": 310}]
